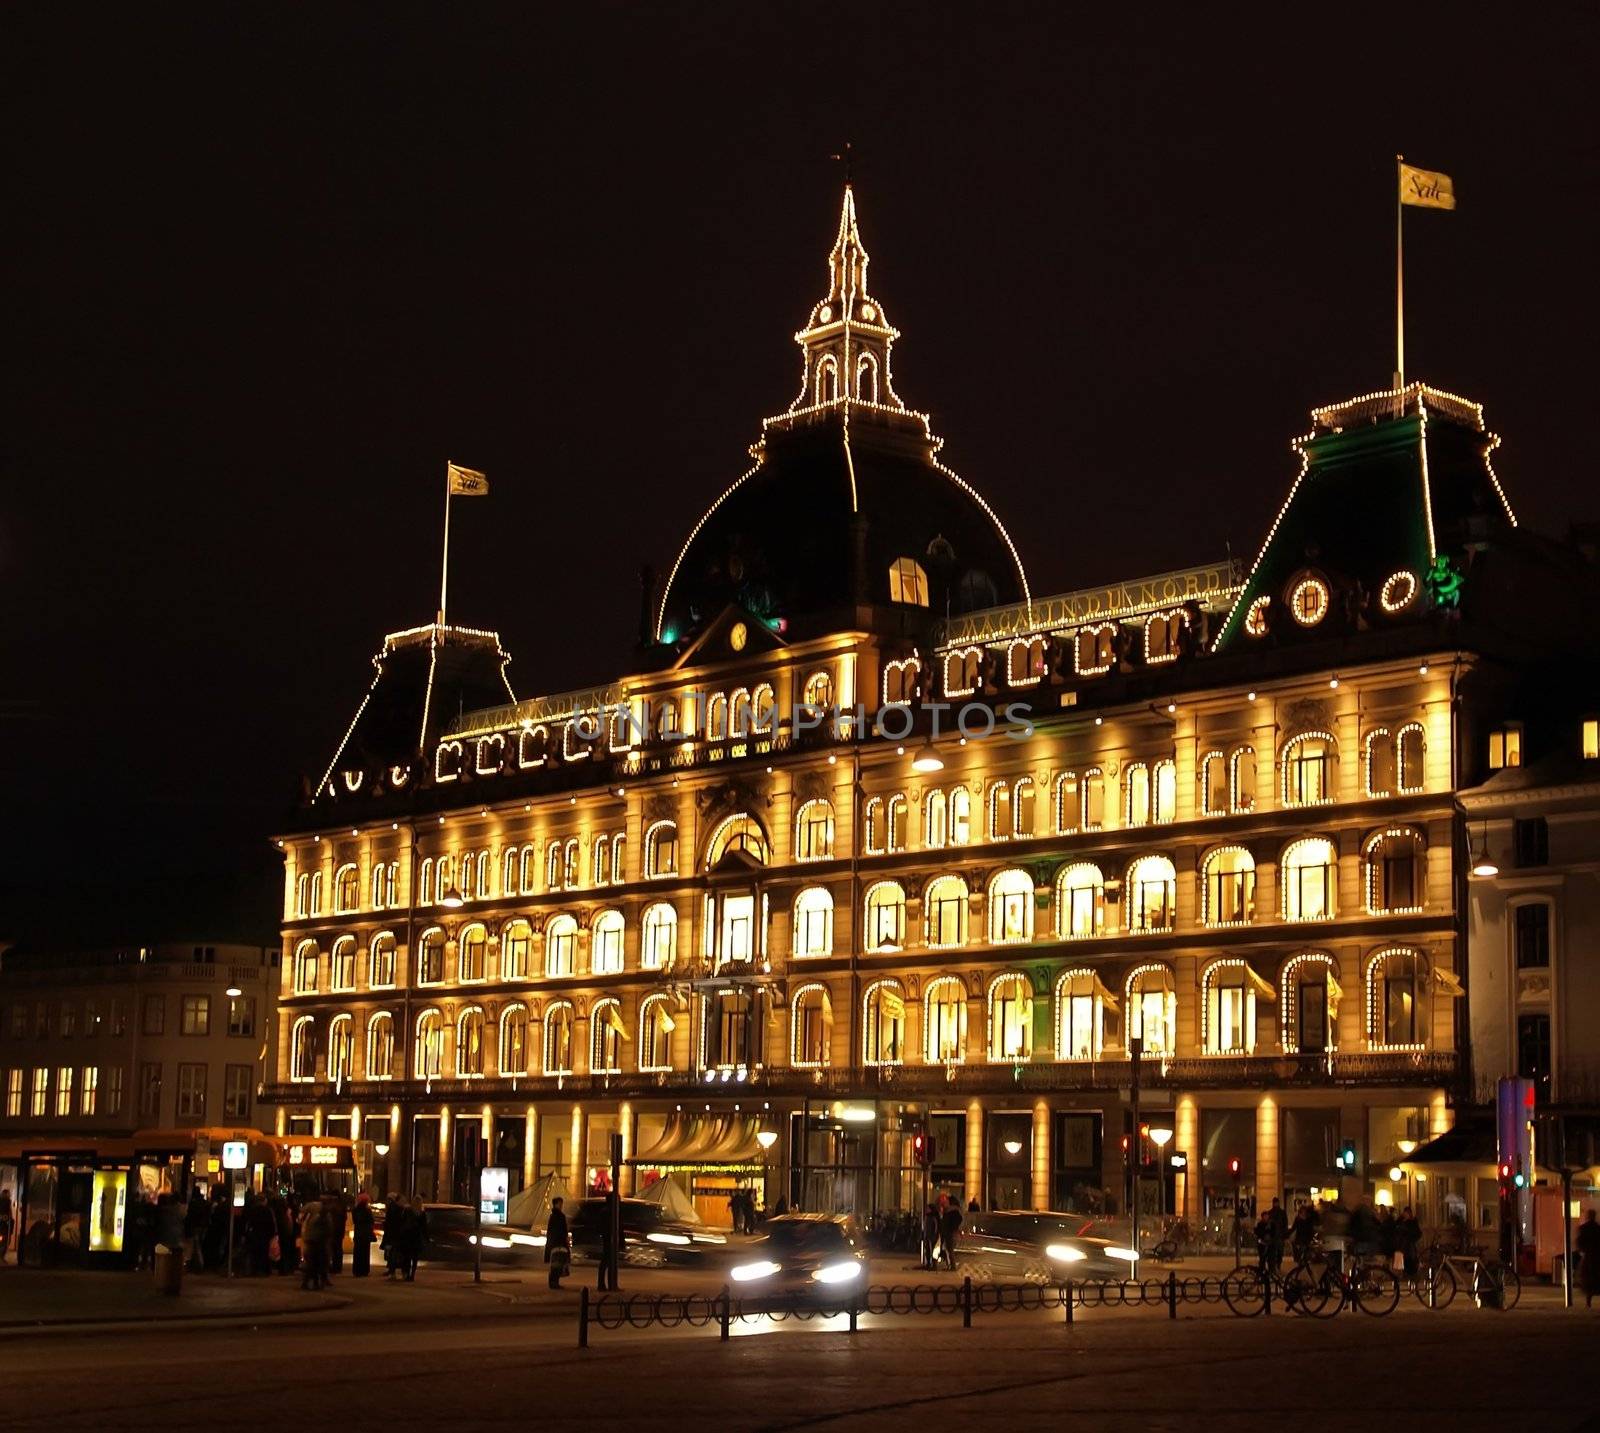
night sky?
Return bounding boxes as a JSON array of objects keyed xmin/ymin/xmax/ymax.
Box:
[{"xmin": 6, "ymin": 6, "xmax": 1596, "ymax": 948}]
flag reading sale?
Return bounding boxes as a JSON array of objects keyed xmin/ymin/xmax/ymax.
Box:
[
  {"xmin": 447, "ymin": 462, "xmax": 489, "ymax": 496},
  {"xmin": 439, "ymin": 461, "xmax": 488, "ymax": 625},
  {"xmin": 1400, "ymin": 163, "xmax": 1456, "ymax": 210},
  {"xmin": 1394, "ymin": 157, "xmax": 1455, "ymax": 390}
]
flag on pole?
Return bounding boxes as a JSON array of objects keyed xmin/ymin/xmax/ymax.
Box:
[
  {"xmin": 1399, "ymin": 163, "xmax": 1456, "ymax": 210},
  {"xmin": 447, "ymin": 461, "xmax": 489, "ymax": 496},
  {"xmin": 604, "ymin": 1003, "xmax": 631, "ymax": 1042}
]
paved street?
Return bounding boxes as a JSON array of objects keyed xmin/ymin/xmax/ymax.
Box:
[{"xmin": 2, "ymin": 1263, "xmax": 1594, "ymax": 1431}]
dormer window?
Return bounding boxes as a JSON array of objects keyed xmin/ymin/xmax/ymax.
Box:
[
  {"xmin": 1489, "ymin": 724, "xmax": 1522, "ymax": 770},
  {"xmin": 815, "ymin": 355, "xmax": 839, "ymax": 404},
  {"xmin": 856, "ymin": 352, "xmax": 879, "ymax": 403},
  {"xmin": 889, "ymin": 557, "xmax": 928, "ymax": 606},
  {"xmin": 1584, "ymin": 719, "xmax": 1598, "ymax": 760}
]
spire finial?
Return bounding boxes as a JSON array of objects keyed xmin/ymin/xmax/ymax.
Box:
[{"xmin": 829, "ymin": 141, "xmax": 855, "ymax": 188}]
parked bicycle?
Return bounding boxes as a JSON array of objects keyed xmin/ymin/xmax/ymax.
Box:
[
  {"xmin": 1287, "ymin": 1253, "xmax": 1401, "ymax": 1317},
  {"xmin": 1413, "ymin": 1244, "xmax": 1521, "ymax": 1310}
]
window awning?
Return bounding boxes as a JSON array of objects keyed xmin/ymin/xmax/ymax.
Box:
[
  {"xmin": 1432, "ymin": 968, "xmax": 1465, "ymax": 998},
  {"xmin": 632, "ymin": 1113, "xmax": 767, "ymax": 1167}
]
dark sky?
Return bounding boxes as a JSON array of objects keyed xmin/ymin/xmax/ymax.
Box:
[{"xmin": 5, "ymin": 5, "xmax": 1596, "ymax": 947}]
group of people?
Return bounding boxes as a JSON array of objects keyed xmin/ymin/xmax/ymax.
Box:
[
  {"xmin": 379, "ymin": 1194, "xmax": 428, "ymax": 1280},
  {"xmin": 726, "ymin": 1188, "xmax": 763, "ymax": 1233},
  {"xmin": 921, "ymin": 1193, "xmax": 979, "ymax": 1270},
  {"xmin": 1249, "ymin": 1195, "xmax": 1424, "ymax": 1277}
]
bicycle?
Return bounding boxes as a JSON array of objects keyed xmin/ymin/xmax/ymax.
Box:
[
  {"xmin": 1222, "ymin": 1249, "xmax": 1318, "ymax": 1316},
  {"xmin": 1285, "ymin": 1252, "xmax": 1401, "ymax": 1317},
  {"xmin": 1148, "ymin": 1217, "xmax": 1193, "ymax": 1263},
  {"xmin": 1414, "ymin": 1245, "xmax": 1521, "ymax": 1311}
]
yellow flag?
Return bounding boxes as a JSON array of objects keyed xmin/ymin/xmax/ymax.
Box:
[
  {"xmin": 658, "ymin": 1008, "xmax": 677, "ymax": 1034},
  {"xmin": 1399, "ymin": 163, "xmax": 1456, "ymax": 210},
  {"xmin": 447, "ymin": 461, "xmax": 489, "ymax": 496},
  {"xmin": 879, "ymin": 989, "xmax": 905, "ymax": 1021},
  {"xmin": 604, "ymin": 1003, "xmax": 631, "ymax": 1041}
]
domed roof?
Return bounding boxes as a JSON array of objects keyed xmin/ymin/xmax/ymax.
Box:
[{"xmin": 654, "ymin": 188, "xmax": 1029, "ymax": 644}]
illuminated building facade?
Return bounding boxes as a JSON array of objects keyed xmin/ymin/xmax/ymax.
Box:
[{"xmin": 266, "ymin": 188, "xmax": 1599, "ymax": 1228}]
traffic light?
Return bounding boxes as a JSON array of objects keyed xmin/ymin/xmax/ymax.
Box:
[
  {"xmin": 911, "ymin": 1131, "xmax": 932, "ymax": 1167},
  {"xmin": 1169, "ymin": 1153, "xmax": 1188, "ymax": 1170},
  {"xmin": 1227, "ymin": 1157, "xmax": 1241, "ymax": 1179},
  {"xmin": 1338, "ymin": 1140, "xmax": 1359, "ymax": 1172}
]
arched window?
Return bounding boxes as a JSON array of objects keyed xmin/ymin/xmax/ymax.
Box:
[
  {"xmin": 475, "ymin": 850, "xmax": 490, "ymax": 898},
  {"xmin": 1201, "ymin": 960, "xmax": 1259, "ymax": 1055},
  {"xmin": 791, "ymin": 983, "xmax": 832, "ymax": 1068},
  {"xmin": 1125, "ymin": 763, "xmax": 1151, "ymax": 828},
  {"xmin": 707, "ymin": 693, "xmax": 728, "ymax": 741},
  {"xmin": 1200, "ymin": 751, "xmax": 1227, "ymax": 816},
  {"xmin": 1125, "ymin": 856, "xmax": 1176, "ymax": 933},
  {"xmin": 925, "ymin": 788, "xmax": 948, "ymax": 848},
  {"xmin": 1365, "ymin": 828, "xmax": 1423, "ymax": 914},
  {"xmin": 706, "ymin": 813, "xmax": 768, "ymax": 867},
  {"xmin": 611, "ymin": 834, "xmax": 627, "ymax": 885},
  {"xmin": 456, "ymin": 1007, "xmax": 485, "ymax": 1077},
  {"xmin": 502, "ymin": 919, "xmax": 532, "ymax": 980},
  {"xmin": 1364, "ymin": 727, "xmax": 1396, "ymax": 797},
  {"xmin": 863, "ymin": 881, "xmax": 906, "ymax": 951},
  {"xmin": 802, "ymin": 669, "xmax": 834, "ymax": 716},
  {"xmin": 296, "ymin": 871, "xmax": 311, "ymax": 918},
  {"xmin": 1367, "ymin": 947, "xmax": 1425, "ymax": 1048},
  {"xmin": 641, "ymin": 902, "xmax": 677, "ymax": 970},
  {"xmin": 334, "ymin": 863, "xmax": 358, "ymax": 913},
  {"xmin": 369, "ymin": 932, "xmax": 396, "ymax": 989},
  {"xmin": 330, "ymin": 936, "xmax": 355, "ymax": 992},
  {"xmin": 950, "ymin": 786, "xmax": 972, "ymax": 845},
  {"xmin": 1054, "ymin": 863, "xmax": 1105, "ymax": 939},
  {"xmin": 864, "ymin": 797, "xmax": 885, "ymax": 854},
  {"xmin": 987, "ymin": 867, "xmax": 1035, "ymax": 944},
  {"xmin": 856, "ymin": 350, "xmax": 878, "ymax": 403},
  {"xmin": 289, "ymin": 1016, "xmax": 316, "ymax": 1082},
  {"xmin": 544, "ymin": 915, "xmax": 577, "ymax": 977},
  {"xmin": 546, "ymin": 842, "xmax": 562, "ymax": 891},
  {"xmin": 518, "ymin": 723, "xmax": 548, "ymax": 768},
  {"xmin": 503, "ymin": 847, "xmax": 520, "ymax": 896},
  {"xmin": 730, "ymin": 688, "xmax": 753, "ymax": 738},
  {"xmin": 1279, "ymin": 952, "xmax": 1339, "ymax": 1054},
  {"xmin": 1397, "ymin": 723, "xmax": 1426, "ymax": 793},
  {"xmin": 593, "ymin": 834, "xmax": 611, "ymax": 888},
  {"xmin": 887, "ymin": 794, "xmax": 908, "ymax": 852},
  {"xmin": 1144, "ymin": 608, "xmax": 1187, "ymax": 663},
  {"xmin": 499, "ymin": 1004, "xmax": 529, "ymax": 1076},
  {"xmin": 1012, "ymin": 777, "xmax": 1036, "ymax": 837},
  {"xmin": 1081, "ymin": 769, "xmax": 1105, "ymax": 830},
  {"xmin": 563, "ymin": 838, "xmax": 579, "ymax": 889},
  {"xmin": 1055, "ymin": 772, "xmax": 1081, "ymax": 833},
  {"xmin": 924, "ymin": 874, "xmax": 969, "ymax": 947},
  {"xmin": 592, "ymin": 910, "xmax": 625, "ymax": 975},
  {"xmin": 414, "ymin": 1009, "xmax": 445, "ymax": 1080},
  {"xmin": 1201, "ymin": 847, "xmax": 1256, "ymax": 927},
  {"xmin": 639, "ymin": 995, "xmax": 676, "ymax": 1072},
  {"xmin": 544, "ymin": 1002, "xmax": 575, "ymax": 1074},
  {"xmin": 987, "ymin": 780, "xmax": 1012, "ymax": 839},
  {"xmin": 944, "ymin": 647, "xmax": 982, "ymax": 697},
  {"xmin": 862, "ymin": 980, "xmax": 905, "ymax": 1065},
  {"xmin": 815, "ymin": 354, "xmax": 839, "ymax": 404},
  {"xmin": 1282, "ymin": 837, "xmax": 1337, "ymax": 921},
  {"xmin": 366, "ymin": 1012, "xmax": 394, "ymax": 1080},
  {"xmin": 644, "ymin": 820, "xmax": 678, "ymax": 878},
  {"xmin": 1230, "ymin": 747, "xmax": 1256, "ymax": 812},
  {"xmin": 793, "ymin": 886, "xmax": 834, "ymax": 957},
  {"xmin": 1282, "ymin": 733, "xmax": 1336, "ymax": 806},
  {"xmin": 795, "ymin": 800, "xmax": 835, "ymax": 861},
  {"xmin": 883, "ymin": 657, "xmax": 920, "ymax": 704},
  {"xmin": 655, "ymin": 698, "xmax": 680, "ymax": 742},
  {"xmin": 519, "ymin": 844, "xmax": 537, "ymax": 895},
  {"xmin": 751, "ymin": 684, "xmax": 776, "ymax": 734},
  {"xmin": 293, "ymin": 940, "xmax": 318, "ymax": 995},
  {"xmin": 888, "ymin": 557, "xmax": 929, "ymax": 606},
  {"xmin": 458, "ymin": 923, "xmax": 487, "ymax": 982},
  {"xmin": 1152, "ymin": 760, "xmax": 1176, "ymax": 825},
  {"xmin": 1055, "ymin": 970, "xmax": 1103, "ymax": 1060},
  {"xmin": 1125, "ymin": 964, "xmax": 1174, "ymax": 1055},
  {"xmin": 434, "ymin": 859, "xmax": 450, "ymax": 905},
  {"xmin": 1075, "ymin": 623, "xmax": 1117, "ymax": 675},
  {"xmin": 310, "ymin": 870, "xmax": 323, "ymax": 914},
  {"xmin": 591, "ymin": 999, "xmax": 623, "ymax": 1074},
  {"xmin": 987, "ymin": 973, "xmax": 1034, "ymax": 1061},
  {"xmin": 1008, "ymin": 637, "xmax": 1047, "ymax": 687},
  {"xmin": 924, "ymin": 976, "xmax": 968, "ymax": 1064},
  {"xmin": 417, "ymin": 927, "xmax": 445, "ymax": 984},
  {"xmin": 372, "ymin": 861, "xmax": 394, "ymax": 909}
]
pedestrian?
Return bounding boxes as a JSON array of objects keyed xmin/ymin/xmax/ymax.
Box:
[
  {"xmin": 1577, "ymin": 1209, "xmax": 1600, "ymax": 1308},
  {"xmin": 922, "ymin": 1204, "xmax": 939, "ymax": 1270},
  {"xmin": 1377, "ymin": 1205, "xmax": 1398, "ymax": 1269},
  {"xmin": 1253, "ymin": 1209, "xmax": 1273, "ymax": 1272},
  {"xmin": 940, "ymin": 1199, "xmax": 963, "ymax": 1271},
  {"xmin": 351, "ymin": 1194, "xmax": 374, "ymax": 1277},
  {"xmin": 382, "ymin": 1195, "xmax": 405, "ymax": 1279},
  {"xmin": 967, "ymin": 1198, "xmax": 980, "ymax": 1213},
  {"xmin": 406, "ymin": 1201, "xmax": 428, "ymax": 1280},
  {"xmin": 1264, "ymin": 1197, "xmax": 1288, "ymax": 1274},
  {"xmin": 0, "ymin": 1187, "xmax": 13, "ymax": 1266},
  {"xmin": 1290, "ymin": 1200, "xmax": 1318, "ymax": 1265},
  {"xmin": 545, "ymin": 1196, "xmax": 571, "ymax": 1289},
  {"xmin": 204, "ymin": 1186, "xmax": 230, "ymax": 1272},
  {"xmin": 184, "ymin": 1186, "xmax": 208, "ymax": 1271},
  {"xmin": 155, "ymin": 1191, "xmax": 185, "ymax": 1262},
  {"xmin": 326, "ymin": 1194, "xmax": 348, "ymax": 1275},
  {"xmin": 1395, "ymin": 1206, "xmax": 1422, "ymax": 1282},
  {"xmin": 271, "ymin": 1195, "xmax": 295, "ymax": 1275},
  {"xmin": 300, "ymin": 1199, "xmax": 327, "ymax": 1291}
]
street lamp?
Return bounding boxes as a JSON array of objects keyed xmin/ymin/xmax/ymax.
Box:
[
  {"xmin": 757, "ymin": 1128, "xmax": 778, "ymax": 1212},
  {"xmin": 441, "ymin": 884, "xmax": 465, "ymax": 909},
  {"xmin": 225, "ymin": 986, "xmax": 242, "ymax": 998},
  {"xmin": 1148, "ymin": 1127, "xmax": 1173, "ymax": 1220},
  {"xmin": 1470, "ymin": 826, "xmax": 1499, "ymax": 878},
  {"xmin": 910, "ymin": 741, "xmax": 945, "ymax": 774}
]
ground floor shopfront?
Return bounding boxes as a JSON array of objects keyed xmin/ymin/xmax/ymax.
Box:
[{"xmin": 268, "ymin": 1069, "xmax": 1457, "ymax": 1231}]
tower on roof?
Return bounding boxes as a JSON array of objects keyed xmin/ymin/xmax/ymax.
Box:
[{"xmin": 789, "ymin": 186, "xmax": 906, "ymax": 415}]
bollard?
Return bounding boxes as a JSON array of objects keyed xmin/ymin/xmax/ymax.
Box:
[
  {"xmin": 848, "ymin": 1290, "xmax": 858, "ymax": 1334},
  {"xmin": 1263, "ymin": 1269, "xmax": 1272, "ymax": 1316},
  {"xmin": 1064, "ymin": 1279, "xmax": 1074, "ymax": 1326},
  {"xmin": 1167, "ymin": 1270, "xmax": 1178, "ymax": 1321},
  {"xmin": 719, "ymin": 1284, "xmax": 732, "ymax": 1341},
  {"xmin": 962, "ymin": 1275, "xmax": 973, "ymax": 1328},
  {"xmin": 578, "ymin": 1285, "xmax": 589, "ymax": 1349}
]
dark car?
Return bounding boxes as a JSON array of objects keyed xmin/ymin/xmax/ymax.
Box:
[
  {"xmin": 727, "ymin": 1214, "xmax": 868, "ymax": 1292},
  {"xmin": 953, "ymin": 1210, "xmax": 1142, "ymax": 1282},
  {"xmin": 569, "ymin": 1198, "xmax": 727, "ymax": 1267},
  {"xmin": 416, "ymin": 1203, "xmax": 548, "ymax": 1265}
]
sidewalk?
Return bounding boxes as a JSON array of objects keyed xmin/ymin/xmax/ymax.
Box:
[{"xmin": 0, "ymin": 1267, "xmax": 350, "ymax": 1329}]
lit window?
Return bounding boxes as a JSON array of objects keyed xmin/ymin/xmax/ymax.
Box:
[
  {"xmin": 889, "ymin": 557, "xmax": 929, "ymax": 606},
  {"xmin": 1054, "ymin": 863, "xmax": 1104, "ymax": 939},
  {"xmin": 1367, "ymin": 948, "xmax": 1423, "ymax": 1048},
  {"xmin": 791, "ymin": 985, "xmax": 831, "ymax": 1068},
  {"xmin": 923, "ymin": 977, "xmax": 966, "ymax": 1064},
  {"xmin": 1489, "ymin": 725, "xmax": 1522, "ymax": 770},
  {"xmin": 1585, "ymin": 719, "xmax": 1599, "ymax": 760},
  {"xmin": 544, "ymin": 1004, "xmax": 575, "ymax": 1075},
  {"xmin": 545, "ymin": 915, "xmax": 577, "ymax": 977},
  {"xmin": 414, "ymin": 1010, "xmax": 444, "ymax": 1080},
  {"xmin": 501, "ymin": 920, "xmax": 532, "ymax": 980},
  {"xmin": 987, "ymin": 974, "xmax": 1033, "ymax": 1061},
  {"xmin": 864, "ymin": 882, "xmax": 906, "ymax": 951},
  {"xmin": 950, "ymin": 787, "xmax": 972, "ymax": 845},
  {"xmin": 987, "ymin": 868, "xmax": 1035, "ymax": 944},
  {"xmin": 328, "ymin": 1015, "xmax": 354, "ymax": 1083},
  {"xmin": 290, "ymin": 1017, "xmax": 316, "ymax": 1082},
  {"xmin": 591, "ymin": 1001, "xmax": 623, "ymax": 1074},
  {"xmin": 1125, "ymin": 763, "xmax": 1150, "ymax": 828},
  {"xmin": 863, "ymin": 982, "xmax": 905, "ymax": 1065},
  {"xmin": 330, "ymin": 937, "xmax": 355, "ymax": 992},
  {"xmin": 793, "ymin": 886, "xmax": 834, "ymax": 957},
  {"xmin": 497, "ymin": 1005, "xmax": 527, "ymax": 1077},
  {"xmin": 1282, "ymin": 734, "xmax": 1336, "ymax": 806},
  {"xmin": 1279, "ymin": 954, "xmax": 1338, "ymax": 1055},
  {"xmin": 639, "ymin": 996, "xmax": 675, "ymax": 1072},
  {"xmin": 803, "ymin": 670, "xmax": 834, "ymax": 711},
  {"xmin": 644, "ymin": 821, "xmax": 678, "ymax": 878},
  {"xmin": 888, "ymin": 794, "xmax": 908, "ymax": 851},
  {"xmin": 988, "ymin": 780, "xmax": 1012, "ymax": 839},
  {"xmin": 1288, "ymin": 576, "xmax": 1330, "ymax": 626},
  {"xmin": 369, "ymin": 932, "xmax": 396, "ymax": 988},
  {"xmin": 1201, "ymin": 847, "xmax": 1256, "ymax": 926},
  {"xmin": 366, "ymin": 1013, "xmax": 394, "ymax": 1079},
  {"xmin": 1202, "ymin": 962, "xmax": 1258, "ymax": 1055},
  {"xmin": 1125, "ymin": 966, "xmax": 1174, "ymax": 1054},
  {"xmin": 706, "ymin": 813, "xmax": 768, "ymax": 867},
  {"xmin": 591, "ymin": 910, "xmax": 625, "ymax": 975},
  {"xmin": 795, "ymin": 800, "xmax": 835, "ymax": 861},
  {"xmin": 1055, "ymin": 970, "xmax": 1103, "ymax": 1060},
  {"xmin": 1200, "ymin": 752, "xmax": 1227, "ymax": 815},
  {"xmin": 293, "ymin": 941, "xmax": 318, "ymax": 995},
  {"xmin": 1365, "ymin": 829, "xmax": 1422, "ymax": 913},
  {"xmin": 641, "ymin": 903, "xmax": 677, "ymax": 970},
  {"xmin": 55, "ymin": 1065, "xmax": 74, "ymax": 1117},
  {"xmin": 417, "ymin": 928, "xmax": 446, "ymax": 984},
  {"xmin": 1125, "ymin": 856, "xmax": 1176, "ymax": 933},
  {"xmin": 1283, "ymin": 837, "xmax": 1337, "ymax": 921},
  {"xmin": 180, "ymin": 994, "xmax": 211, "ymax": 1036},
  {"xmin": 1230, "ymin": 748, "xmax": 1256, "ymax": 813},
  {"xmin": 80, "ymin": 1065, "xmax": 99, "ymax": 1117},
  {"xmin": 924, "ymin": 875, "xmax": 969, "ymax": 947},
  {"xmin": 864, "ymin": 797, "xmax": 884, "ymax": 854},
  {"xmin": 1397, "ymin": 724, "xmax": 1426, "ymax": 792}
]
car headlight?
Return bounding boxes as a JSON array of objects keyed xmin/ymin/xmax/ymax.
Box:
[
  {"xmin": 1106, "ymin": 1246, "xmax": 1141, "ymax": 1262},
  {"xmin": 1044, "ymin": 1243, "xmax": 1088, "ymax": 1263},
  {"xmin": 647, "ymin": 1232, "xmax": 691, "ymax": 1246},
  {"xmin": 731, "ymin": 1260, "xmax": 782, "ymax": 1282},
  {"xmin": 691, "ymin": 1232, "xmax": 728, "ymax": 1244},
  {"xmin": 811, "ymin": 1261, "xmax": 861, "ymax": 1284},
  {"xmin": 468, "ymin": 1235, "xmax": 513, "ymax": 1249},
  {"xmin": 509, "ymin": 1233, "xmax": 545, "ymax": 1247}
]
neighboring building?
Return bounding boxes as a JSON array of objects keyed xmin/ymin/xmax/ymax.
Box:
[
  {"xmin": 0, "ymin": 942, "xmax": 280, "ymax": 1137},
  {"xmin": 265, "ymin": 186, "xmax": 1600, "ymax": 1231}
]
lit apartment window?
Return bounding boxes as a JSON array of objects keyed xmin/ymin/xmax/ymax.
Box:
[
  {"xmin": 80, "ymin": 1066, "xmax": 98, "ymax": 1116},
  {"xmin": 181, "ymin": 994, "xmax": 210, "ymax": 1036},
  {"xmin": 889, "ymin": 556, "xmax": 929, "ymax": 606},
  {"xmin": 31, "ymin": 1067, "xmax": 49, "ymax": 1118},
  {"xmin": 1585, "ymin": 719, "xmax": 1599, "ymax": 760},
  {"xmin": 1488, "ymin": 725, "xmax": 1522, "ymax": 770},
  {"xmin": 224, "ymin": 1064, "xmax": 252, "ymax": 1120},
  {"xmin": 228, "ymin": 995, "xmax": 256, "ymax": 1038},
  {"xmin": 107, "ymin": 1066, "xmax": 125, "ymax": 1115},
  {"xmin": 5, "ymin": 1068, "xmax": 22, "ymax": 1117},
  {"xmin": 56, "ymin": 1067, "xmax": 75, "ymax": 1117},
  {"xmin": 177, "ymin": 1063, "xmax": 207, "ymax": 1120}
]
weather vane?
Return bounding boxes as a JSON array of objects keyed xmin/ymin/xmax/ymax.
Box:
[{"xmin": 830, "ymin": 141, "xmax": 856, "ymax": 186}]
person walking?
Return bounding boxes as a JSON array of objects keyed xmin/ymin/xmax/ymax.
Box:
[
  {"xmin": 545, "ymin": 1196, "xmax": 571, "ymax": 1289},
  {"xmin": 351, "ymin": 1195, "xmax": 374, "ymax": 1277},
  {"xmin": 940, "ymin": 1198, "xmax": 963, "ymax": 1271},
  {"xmin": 406, "ymin": 1201, "xmax": 427, "ymax": 1280},
  {"xmin": 299, "ymin": 1199, "xmax": 328, "ymax": 1291},
  {"xmin": 1, "ymin": 1187, "xmax": 16, "ymax": 1266},
  {"xmin": 1577, "ymin": 1209, "xmax": 1600, "ymax": 1308},
  {"xmin": 1395, "ymin": 1206, "xmax": 1422, "ymax": 1283},
  {"xmin": 1264, "ymin": 1197, "xmax": 1288, "ymax": 1275},
  {"xmin": 1290, "ymin": 1200, "xmax": 1318, "ymax": 1265},
  {"xmin": 184, "ymin": 1187, "xmax": 208, "ymax": 1271},
  {"xmin": 921, "ymin": 1204, "xmax": 939, "ymax": 1270},
  {"xmin": 381, "ymin": 1195, "xmax": 405, "ymax": 1279},
  {"xmin": 326, "ymin": 1194, "xmax": 348, "ymax": 1276}
]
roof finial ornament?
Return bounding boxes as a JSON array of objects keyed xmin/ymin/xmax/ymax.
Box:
[{"xmin": 829, "ymin": 141, "xmax": 856, "ymax": 188}]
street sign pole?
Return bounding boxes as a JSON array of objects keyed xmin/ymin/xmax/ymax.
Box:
[
  {"xmin": 474, "ymin": 1162, "xmax": 483, "ymax": 1285},
  {"xmin": 1129, "ymin": 1036, "xmax": 1142, "ymax": 1267}
]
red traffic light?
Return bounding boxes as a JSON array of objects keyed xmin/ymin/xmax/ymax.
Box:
[
  {"xmin": 1498, "ymin": 1162, "xmax": 1512, "ymax": 1180},
  {"xmin": 1227, "ymin": 1157, "xmax": 1241, "ymax": 1177},
  {"xmin": 1139, "ymin": 1123, "xmax": 1150, "ymax": 1138},
  {"xmin": 1120, "ymin": 1134, "xmax": 1131, "ymax": 1152}
]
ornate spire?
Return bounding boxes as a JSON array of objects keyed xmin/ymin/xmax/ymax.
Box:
[{"xmin": 787, "ymin": 186, "xmax": 905, "ymax": 417}]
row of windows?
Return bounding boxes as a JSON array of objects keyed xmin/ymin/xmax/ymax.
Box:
[
  {"xmin": 287, "ymin": 946, "xmax": 1433, "ymax": 1085},
  {"xmin": 3, "ymin": 994, "xmax": 257, "ymax": 1041},
  {"xmin": 289, "ymin": 831, "xmax": 1428, "ymax": 995},
  {"xmin": 1, "ymin": 1063, "xmax": 253, "ymax": 1122}
]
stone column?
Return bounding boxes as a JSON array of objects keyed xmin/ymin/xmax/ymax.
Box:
[
  {"xmin": 438, "ymin": 1107, "xmax": 452, "ymax": 1200},
  {"xmin": 1255, "ymin": 1094, "xmax": 1279, "ymax": 1210},
  {"xmin": 569, "ymin": 1104, "xmax": 589, "ymax": 1201},
  {"xmin": 965, "ymin": 1099, "xmax": 984, "ymax": 1208},
  {"xmin": 1031, "ymin": 1099, "xmax": 1051, "ymax": 1211},
  {"xmin": 620, "ymin": 1101, "xmax": 637, "ymax": 1196},
  {"xmin": 1175, "ymin": 1095, "xmax": 1199, "ymax": 1222},
  {"xmin": 524, "ymin": 1105, "xmax": 538, "ymax": 1187}
]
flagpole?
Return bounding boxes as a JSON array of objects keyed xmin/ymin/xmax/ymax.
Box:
[
  {"xmin": 438, "ymin": 463, "xmax": 452, "ymax": 629},
  {"xmin": 1394, "ymin": 153, "xmax": 1405, "ymax": 394}
]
